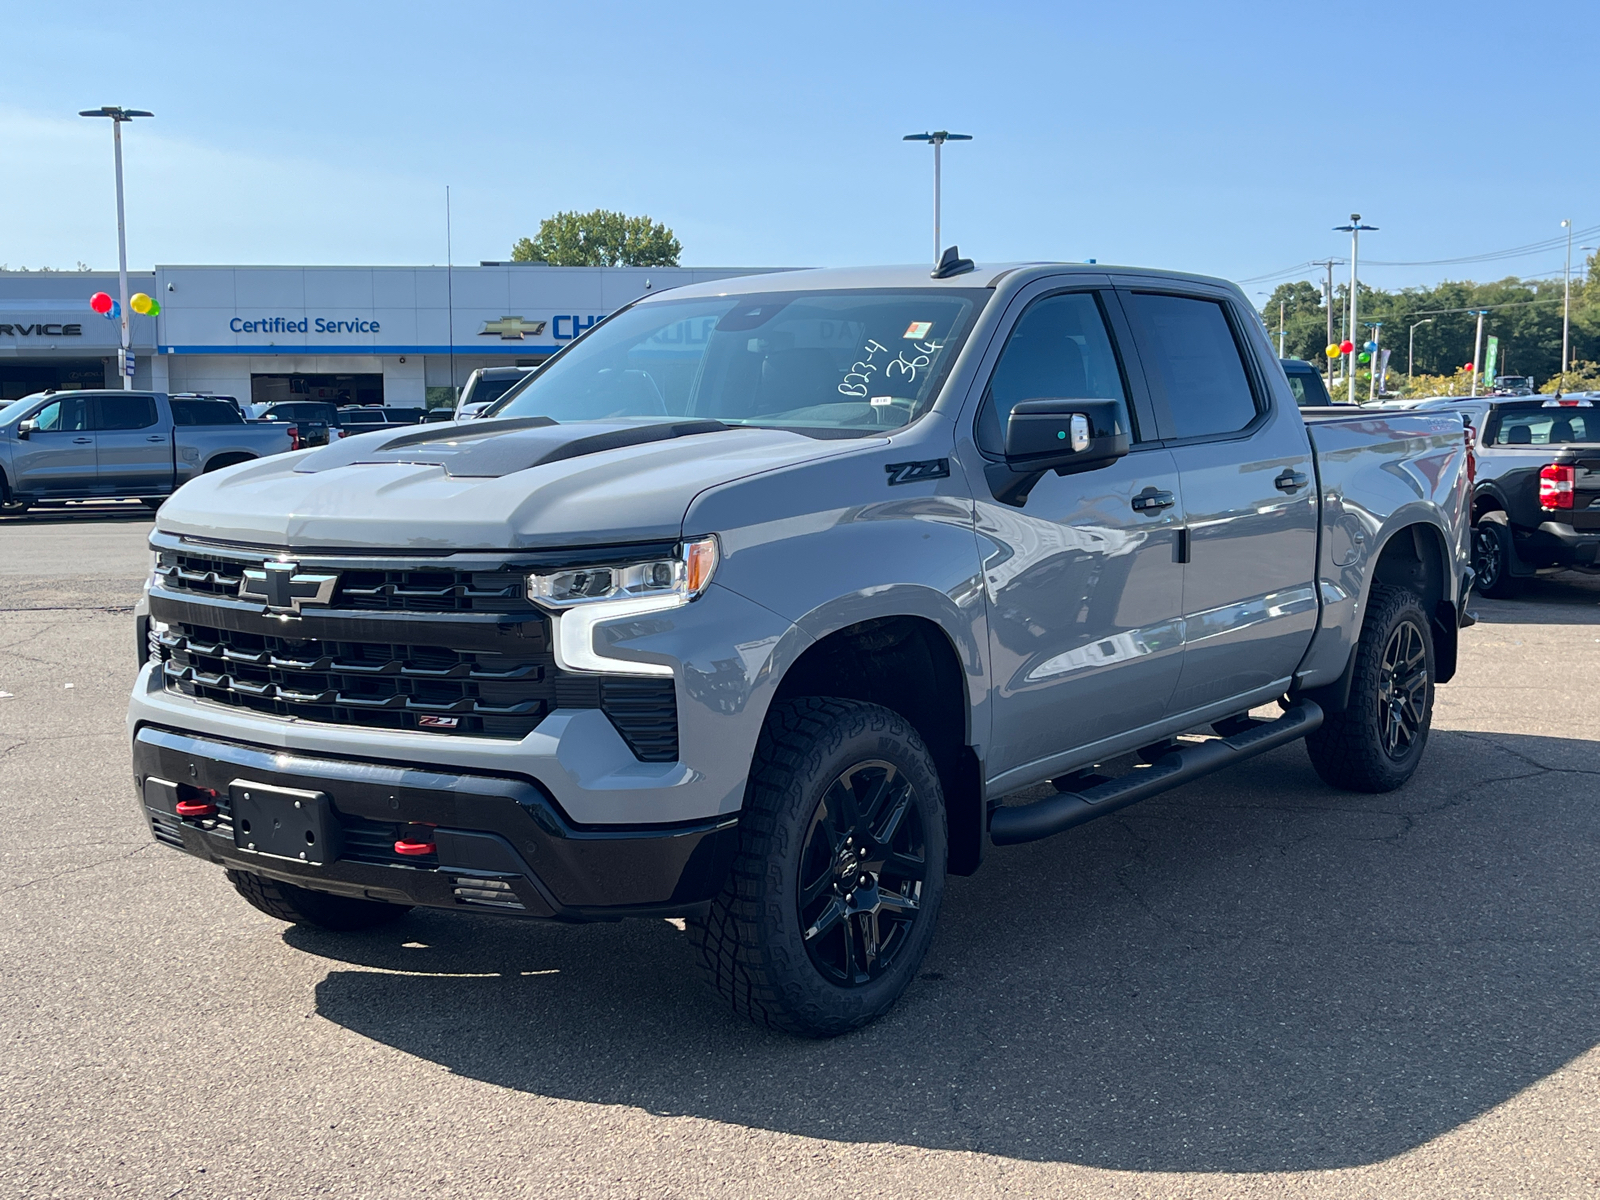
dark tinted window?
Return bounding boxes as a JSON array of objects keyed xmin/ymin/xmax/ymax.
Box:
[
  {"xmin": 94, "ymin": 395, "xmax": 159, "ymax": 431},
  {"xmin": 1490, "ymin": 408, "xmax": 1597, "ymax": 445},
  {"xmin": 978, "ymin": 292, "xmax": 1132, "ymax": 453},
  {"xmin": 1283, "ymin": 366, "xmax": 1333, "ymax": 407},
  {"xmin": 171, "ymin": 399, "xmax": 243, "ymax": 426},
  {"xmin": 1127, "ymin": 293, "xmax": 1259, "ymax": 439},
  {"xmin": 32, "ymin": 396, "xmax": 88, "ymax": 432}
]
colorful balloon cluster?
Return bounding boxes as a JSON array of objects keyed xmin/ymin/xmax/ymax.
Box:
[{"xmin": 89, "ymin": 290, "xmax": 161, "ymax": 319}]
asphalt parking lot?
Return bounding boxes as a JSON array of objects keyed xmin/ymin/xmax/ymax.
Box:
[{"xmin": 3, "ymin": 506, "xmax": 1598, "ymax": 1199}]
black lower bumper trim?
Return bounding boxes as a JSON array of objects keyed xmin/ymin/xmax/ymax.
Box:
[{"xmin": 132, "ymin": 724, "xmax": 738, "ymax": 921}]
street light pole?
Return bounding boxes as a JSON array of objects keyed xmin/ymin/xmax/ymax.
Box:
[
  {"xmin": 1560, "ymin": 218, "xmax": 1573, "ymax": 384},
  {"xmin": 903, "ymin": 131, "xmax": 972, "ymax": 266},
  {"xmin": 1408, "ymin": 318, "xmax": 1434, "ymax": 384},
  {"xmin": 1368, "ymin": 323, "xmax": 1384, "ymax": 403},
  {"xmin": 1278, "ymin": 298, "xmax": 1286, "ymax": 359},
  {"xmin": 79, "ymin": 105, "xmax": 153, "ymax": 390},
  {"xmin": 1334, "ymin": 215, "xmax": 1378, "ymax": 405}
]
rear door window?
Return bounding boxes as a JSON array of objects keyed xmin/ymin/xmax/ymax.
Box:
[
  {"xmin": 93, "ymin": 395, "xmax": 159, "ymax": 431},
  {"xmin": 171, "ymin": 400, "xmax": 243, "ymax": 426},
  {"xmin": 1123, "ymin": 293, "xmax": 1261, "ymax": 439}
]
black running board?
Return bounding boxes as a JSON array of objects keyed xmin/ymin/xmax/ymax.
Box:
[{"xmin": 988, "ymin": 700, "xmax": 1324, "ymax": 846}]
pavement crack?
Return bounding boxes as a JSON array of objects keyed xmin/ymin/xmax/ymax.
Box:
[{"xmin": 0, "ymin": 843, "xmax": 158, "ymax": 896}]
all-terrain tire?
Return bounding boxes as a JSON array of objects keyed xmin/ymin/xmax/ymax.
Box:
[
  {"xmin": 1472, "ymin": 517, "xmax": 1522, "ymax": 598},
  {"xmin": 687, "ymin": 697, "xmax": 947, "ymax": 1037},
  {"xmin": 226, "ymin": 869, "xmax": 411, "ymax": 931},
  {"xmin": 1305, "ymin": 585, "xmax": 1434, "ymax": 793}
]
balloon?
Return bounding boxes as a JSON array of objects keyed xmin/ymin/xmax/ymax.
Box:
[
  {"xmin": 101, "ymin": 299, "xmax": 121, "ymax": 320},
  {"xmin": 146, "ymin": 298, "xmax": 161, "ymax": 316},
  {"xmin": 89, "ymin": 291, "xmax": 113, "ymax": 314},
  {"xmin": 1464, "ymin": 362, "xmax": 1474, "ymax": 373},
  {"xmin": 1324, "ymin": 344, "xmax": 1341, "ymax": 359},
  {"xmin": 1363, "ymin": 340, "xmax": 1378, "ymax": 353},
  {"xmin": 1340, "ymin": 340, "xmax": 1355, "ymax": 354},
  {"xmin": 1357, "ymin": 352, "xmax": 1371, "ymax": 364},
  {"xmin": 130, "ymin": 292, "xmax": 152, "ymax": 315}
]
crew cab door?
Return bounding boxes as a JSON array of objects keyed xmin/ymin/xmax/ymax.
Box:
[
  {"xmin": 971, "ymin": 285, "xmax": 1187, "ymax": 778},
  {"xmin": 92, "ymin": 393, "xmax": 171, "ymax": 492},
  {"xmin": 12, "ymin": 395, "xmax": 94, "ymax": 494},
  {"xmin": 1115, "ymin": 286, "xmax": 1319, "ymax": 713}
]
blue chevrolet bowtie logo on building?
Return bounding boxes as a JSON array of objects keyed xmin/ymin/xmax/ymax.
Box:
[{"xmin": 238, "ymin": 561, "xmax": 339, "ymax": 614}]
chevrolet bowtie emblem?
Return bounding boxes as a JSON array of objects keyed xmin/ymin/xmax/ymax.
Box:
[
  {"xmin": 479, "ymin": 315, "xmax": 547, "ymax": 340},
  {"xmin": 238, "ymin": 561, "xmax": 339, "ymax": 614}
]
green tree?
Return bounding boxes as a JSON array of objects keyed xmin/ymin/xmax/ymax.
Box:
[{"xmin": 511, "ymin": 210, "xmax": 681, "ymax": 267}]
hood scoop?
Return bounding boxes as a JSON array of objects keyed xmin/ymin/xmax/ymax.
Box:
[{"xmin": 295, "ymin": 416, "xmax": 730, "ymax": 479}]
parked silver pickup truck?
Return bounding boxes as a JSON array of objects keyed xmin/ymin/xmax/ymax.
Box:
[
  {"xmin": 129, "ymin": 260, "xmax": 1473, "ymax": 1036},
  {"xmin": 0, "ymin": 390, "xmax": 296, "ymax": 514}
]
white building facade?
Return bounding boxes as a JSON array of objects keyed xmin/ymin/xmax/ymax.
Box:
[{"xmin": 1, "ymin": 263, "xmax": 787, "ymax": 406}]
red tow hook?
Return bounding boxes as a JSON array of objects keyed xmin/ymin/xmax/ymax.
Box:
[
  {"xmin": 394, "ymin": 822, "xmax": 437, "ymax": 857},
  {"xmin": 175, "ymin": 790, "xmax": 218, "ymax": 819}
]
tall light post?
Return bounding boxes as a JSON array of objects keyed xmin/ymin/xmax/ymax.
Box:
[
  {"xmin": 903, "ymin": 131, "xmax": 971, "ymax": 266},
  {"xmin": 1408, "ymin": 317, "xmax": 1434, "ymax": 385},
  {"xmin": 79, "ymin": 105, "xmax": 153, "ymax": 390},
  {"xmin": 1334, "ymin": 214, "xmax": 1378, "ymax": 405},
  {"xmin": 1278, "ymin": 297, "xmax": 1287, "ymax": 359},
  {"xmin": 1560, "ymin": 218, "xmax": 1573, "ymax": 384}
]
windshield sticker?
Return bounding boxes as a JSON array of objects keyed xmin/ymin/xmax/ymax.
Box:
[
  {"xmin": 904, "ymin": 321, "xmax": 933, "ymax": 339},
  {"xmin": 870, "ymin": 396, "xmax": 894, "ymax": 407}
]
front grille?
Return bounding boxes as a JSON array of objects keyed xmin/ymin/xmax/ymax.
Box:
[
  {"xmin": 158, "ymin": 620, "xmax": 679, "ymax": 758},
  {"xmin": 156, "ymin": 550, "xmax": 534, "ymax": 614}
]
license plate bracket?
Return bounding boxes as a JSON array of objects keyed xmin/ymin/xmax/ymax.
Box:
[{"xmin": 230, "ymin": 781, "xmax": 343, "ymax": 865}]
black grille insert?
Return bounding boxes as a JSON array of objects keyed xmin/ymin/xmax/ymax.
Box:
[{"xmin": 158, "ymin": 620, "xmax": 679, "ymax": 759}]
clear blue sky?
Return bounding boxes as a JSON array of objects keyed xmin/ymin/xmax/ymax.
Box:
[{"xmin": 2, "ymin": 0, "xmax": 1594, "ymax": 300}]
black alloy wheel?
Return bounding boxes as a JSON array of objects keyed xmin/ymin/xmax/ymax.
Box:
[
  {"xmin": 1376, "ymin": 618, "xmax": 1428, "ymax": 760},
  {"xmin": 1472, "ymin": 519, "xmax": 1521, "ymax": 598},
  {"xmin": 797, "ymin": 760, "xmax": 927, "ymax": 987}
]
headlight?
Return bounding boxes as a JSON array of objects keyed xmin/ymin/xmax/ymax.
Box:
[
  {"xmin": 527, "ymin": 537, "xmax": 719, "ymax": 676},
  {"xmin": 527, "ymin": 537, "xmax": 719, "ymax": 608}
]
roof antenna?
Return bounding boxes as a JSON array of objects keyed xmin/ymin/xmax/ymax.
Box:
[{"xmin": 932, "ymin": 245, "xmax": 974, "ymax": 279}]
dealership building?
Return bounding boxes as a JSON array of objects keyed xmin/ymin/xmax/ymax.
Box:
[{"xmin": 0, "ymin": 262, "xmax": 785, "ymax": 406}]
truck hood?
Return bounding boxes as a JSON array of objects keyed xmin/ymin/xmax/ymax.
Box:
[{"xmin": 155, "ymin": 417, "xmax": 882, "ymax": 551}]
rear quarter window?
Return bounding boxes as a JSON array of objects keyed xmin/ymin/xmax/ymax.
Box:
[{"xmin": 172, "ymin": 400, "xmax": 243, "ymax": 426}]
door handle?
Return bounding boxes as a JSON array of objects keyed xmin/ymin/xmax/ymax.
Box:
[
  {"xmin": 1275, "ymin": 469, "xmax": 1309, "ymax": 493},
  {"xmin": 73, "ymin": 437, "xmax": 93, "ymax": 444},
  {"xmin": 1131, "ymin": 488, "xmax": 1175, "ymax": 513},
  {"xmin": 146, "ymin": 435, "xmax": 166, "ymax": 442}
]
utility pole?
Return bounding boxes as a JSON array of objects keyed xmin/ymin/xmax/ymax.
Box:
[
  {"xmin": 1312, "ymin": 259, "xmax": 1341, "ymax": 387},
  {"xmin": 1470, "ymin": 309, "xmax": 1488, "ymax": 397},
  {"xmin": 1561, "ymin": 218, "xmax": 1573, "ymax": 385},
  {"xmin": 903, "ymin": 131, "xmax": 972, "ymax": 266},
  {"xmin": 1334, "ymin": 215, "xmax": 1378, "ymax": 405},
  {"xmin": 1408, "ymin": 317, "xmax": 1434, "ymax": 385},
  {"xmin": 79, "ymin": 105, "xmax": 153, "ymax": 389}
]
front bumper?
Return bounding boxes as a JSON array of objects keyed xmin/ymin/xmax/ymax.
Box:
[{"xmin": 132, "ymin": 725, "xmax": 738, "ymax": 920}]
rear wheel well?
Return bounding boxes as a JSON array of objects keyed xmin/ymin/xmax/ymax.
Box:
[
  {"xmin": 772, "ymin": 616, "xmax": 983, "ymax": 875},
  {"xmin": 1371, "ymin": 522, "xmax": 1457, "ymax": 683},
  {"xmin": 203, "ymin": 452, "xmax": 255, "ymax": 473},
  {"xmin": 1471, "ymin": 490, "xmax": 1504, "ymax": 522}
]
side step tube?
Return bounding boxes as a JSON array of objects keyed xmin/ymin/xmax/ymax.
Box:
[{"xmin": 988, "ymin": 699, "xmax": 1324, "ymax": 846}]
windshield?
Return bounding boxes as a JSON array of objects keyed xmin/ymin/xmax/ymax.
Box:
[
  {"xmin": 492, "ymin": 289, "xmax": 985, "ymax": 432},
  {"xmin": 0, "ymin": 394, "xmax": 48, "ymax": 425}
]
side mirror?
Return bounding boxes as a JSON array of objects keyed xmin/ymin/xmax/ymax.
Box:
[
  {"xmin": 16, "ymin": 418, "xmax": 38, "ymax": 440},
  {"xmin": 987, "ymin": 398, "xmax": 1130, "ymax": 507}
]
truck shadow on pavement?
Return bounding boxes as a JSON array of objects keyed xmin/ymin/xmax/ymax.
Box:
[{"xmin": 299, "ymin": 727, "xmax": 1600, "ymax": 1172}]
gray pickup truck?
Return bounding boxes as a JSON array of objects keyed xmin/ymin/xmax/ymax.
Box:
[
  {"xmin": 129, "ymin": 260, "xmax": 1474, "ymax": 1036},
  {"xmin": 0, "ymin": 390, "xmax": 296, "ymax": 514}
]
